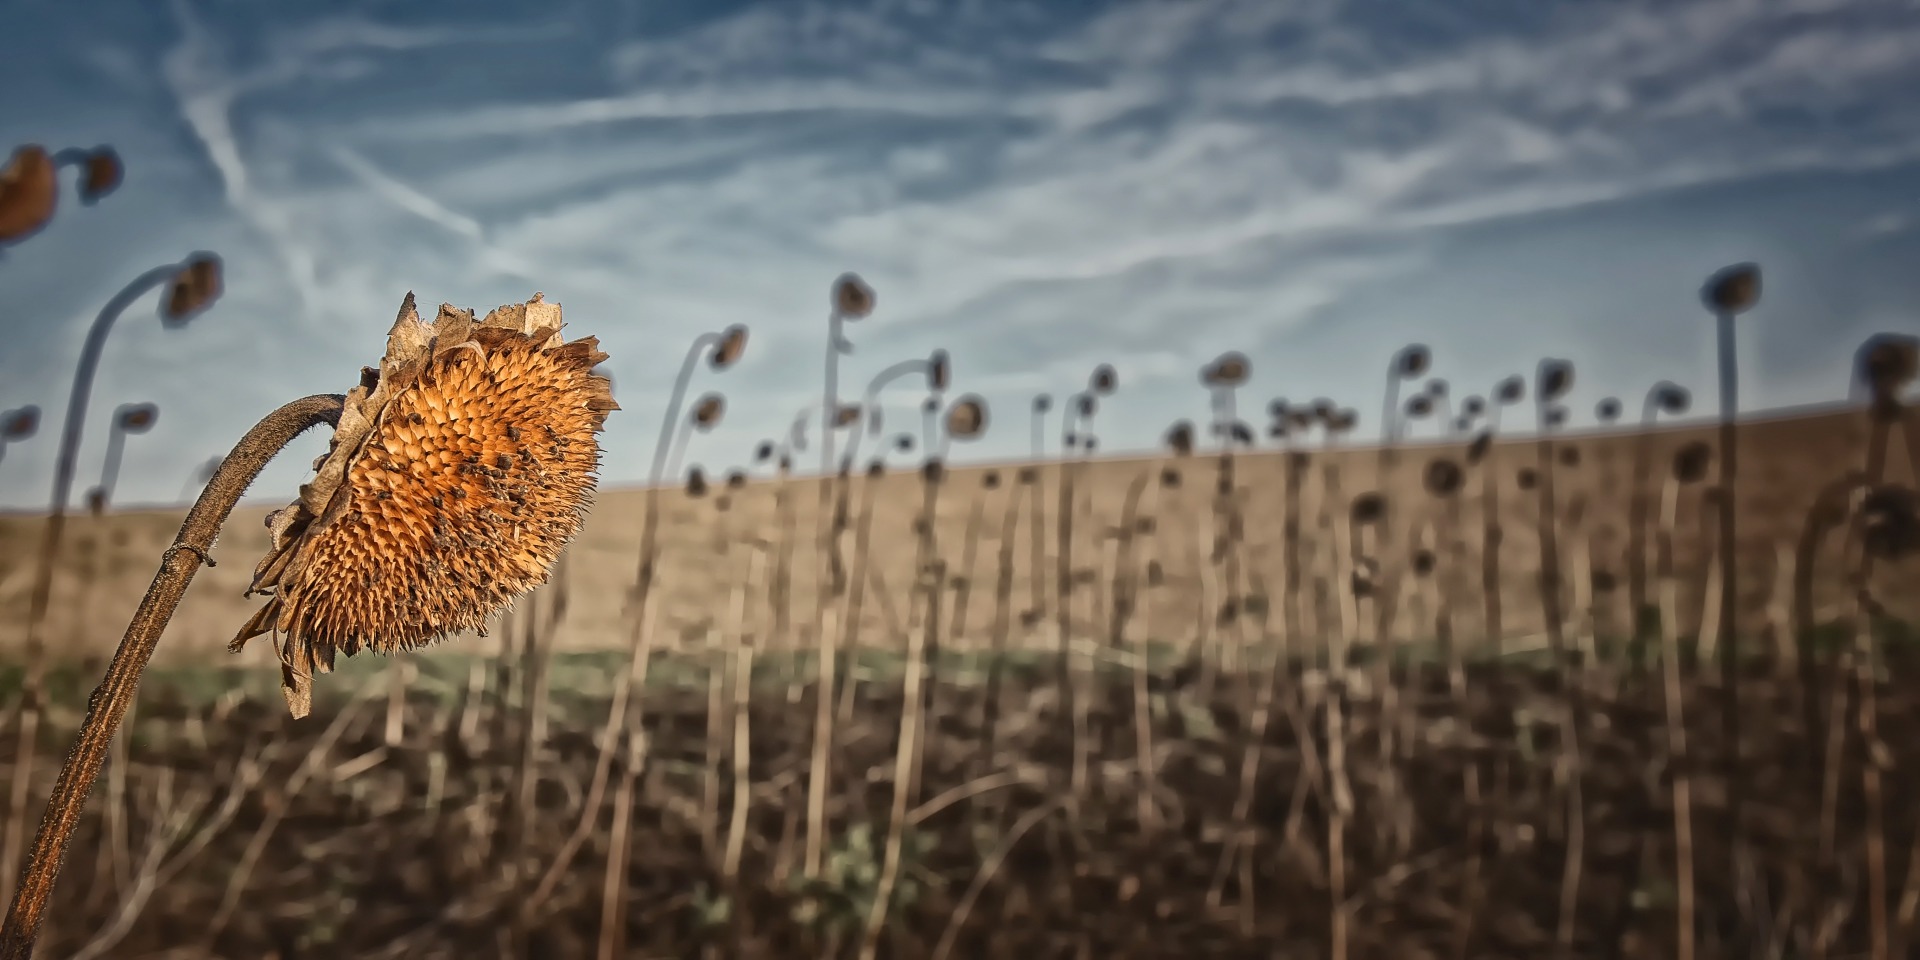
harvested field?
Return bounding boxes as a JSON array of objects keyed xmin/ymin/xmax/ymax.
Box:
[{"xmin": 4, "ymin": 654, "xmax": 1919, "ymax": 959}]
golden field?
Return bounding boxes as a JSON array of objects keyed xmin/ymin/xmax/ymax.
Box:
[{"xmin": 3, "ymin": 401, "xmax": 1912, "ymax": 671}]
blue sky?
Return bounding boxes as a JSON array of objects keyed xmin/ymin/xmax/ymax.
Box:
[{"xmin": 2, "ymin": 0, "xmax": 1918, "ymax": 511}]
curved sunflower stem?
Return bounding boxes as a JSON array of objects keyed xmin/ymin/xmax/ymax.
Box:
[{"xmin": 0, "ymin": 393, "xmax": 345, "ymax": 958}]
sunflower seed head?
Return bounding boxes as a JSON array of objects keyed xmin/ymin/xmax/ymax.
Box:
[
  {"xmin": 832, "ymin": 272, "xmax": 876, "ymax": 319},
  {"xmin": 1165, "ymin": 420, "xmax": 1195, "ymax": 457},
  {"xmin": 1701, "ymin": 262, "xmax": 1762, "ymax": 316},
  {"xmin": 117, "ymin": 402, "xmax": 158, "ymax": 433},
  {"xmin": 232, "ymin": 291, "xmax": 615, "ymax": 718},
  {"xmin": 1396, "ymin": 344, "xmax": 1431, "ymax": 378},
  {"xmin": 1537, "ymin": 359, "xmax": 1574, "ymax": 403},
  {"xmin": 1203, "ymin": 351, "xmax": 1250, "ymax": 387},
  {"xmin": 1653, "ymin": 382, "xmax": 1691, "ymax": 415},
  {"xmin": 929, "ymin": 348, "xmax": 952, "ymax": 391},
  {"xmin": 1425, "ymin": 458, "xmax": 1464, "ymax": 497},
  {"xmin": 692, "ymin": 392, "xmax": 726, "ymax": 430},
  {"xmin": 162, "ymin": 254, "xmax": 223, "ymax": 326},
  {"xmin": 79, "ymin": 146, "xmax": 123, "ymax": 205},
  {"xmin": 1858, "ymin": 334, "xmax": 1919, "ymax": 407},
  {"xmin": 0, "ymin": 144, "xmax": 57, "ymax": 243},
  {"xmin": 711, "ymin": 324, "xmax": 749, "ymax": 370},
  {"xmin": 1466, "ymin": 431, "xmax": 1493, "ymax": 465},
  {"xmin": 1351, "ymin": 492, "xmax": 1386, "ymax": 525},
  {"xmin": 946, "ymin": 394, "xmax": 988, "ymax": 440},
  {"xmin": 1495, "ymin": 375, "xmax": 1525, "ymax": 404},
  {"xmin": 1672, "ymin": 441, "xmax": 1712, "ymax": 484},
  {"xmin": 1090, "ymin": 363, "xmax": 1117, "ymax": 395},
  {"xmin": 2, "ymin": 405, "xmax": 41, "ymax": 440}
]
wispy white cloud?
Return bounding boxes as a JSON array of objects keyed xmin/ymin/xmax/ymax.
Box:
[{"xmin": 4, "ymin": 0, "xmax": 1919, "ymax": 511}]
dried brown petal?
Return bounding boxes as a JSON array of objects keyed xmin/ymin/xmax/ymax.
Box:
[{"xmin": 232, "ymin": 291, "xmax": 616, "ymax": 718}]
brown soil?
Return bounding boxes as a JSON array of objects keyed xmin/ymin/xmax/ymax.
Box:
[{"xmin": 7, "ymin": 659, "xmax": 1917, "ymax": 959}]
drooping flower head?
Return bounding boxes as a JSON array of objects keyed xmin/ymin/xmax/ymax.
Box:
[{"xmin": 233, "ymin": 292, "xmax": 617, "ymax": 717}]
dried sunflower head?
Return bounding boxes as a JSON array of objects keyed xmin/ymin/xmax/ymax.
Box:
[
  {"xmin": 1164, "ymin": 420, "xmax": 1194, "ymax": 457},
  {"xmin": 79, "ymin": 147, "xmax": 123, "ymax": 204},
  {"xmin": 1, "ymin": 404, "xmax": 40, "ymax": 440},
  {"xmin": 0, "ymin": 144, "xmax": 56, "ymax": 243},
  {"xmin": 233, "ymin": 292, "xmax": 616, "ymax": 718},
  {"xmin": 1701, "ymin": 262, "xmax": 1761, "ymax": 316}
]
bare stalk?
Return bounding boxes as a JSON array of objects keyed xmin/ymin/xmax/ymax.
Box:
[{"xmin": 0, "ymin": 393, "xmax": 344, "ymax": 957}]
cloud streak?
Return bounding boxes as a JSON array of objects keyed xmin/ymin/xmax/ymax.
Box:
[{"xmin": 2, "ymin": 0, "xmax": 1917, "ymax": 511}]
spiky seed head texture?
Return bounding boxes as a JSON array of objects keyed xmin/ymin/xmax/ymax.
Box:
[
  {"xmin": 233, "ymin": 292, "xmax": 617, "ymax": 718},
  {"xmin": 0, "ymin": 144, "xmax": 56, "ymax": 243}
]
